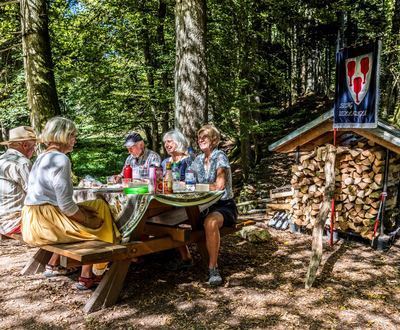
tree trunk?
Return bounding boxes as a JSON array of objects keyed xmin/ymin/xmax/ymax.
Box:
[
  {"xmin": 385, "ymin": 0, "xmax": 400, "ymax": 119},
  {"xmin": 140, "ymin": 11, "xmax": 160, "ymax": 154},
  {"xmin": 20, "ymin": 0, "xmax": 60, "ymax": 132},
  {"xmin": 174, "ymin": 0, "xmax": 208, "ymax": 148},
  {"xmin": 305, "ymin": 144, "xmax": 336, "ymax": 289},
  {"xmin": 157, "ymin": 0, "xmax": 172, "ymax": 143}
]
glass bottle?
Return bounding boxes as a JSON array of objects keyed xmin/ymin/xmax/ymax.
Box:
[{"xmin": 163, "ymin": 162, "xmax": 173, "ymax": 194}]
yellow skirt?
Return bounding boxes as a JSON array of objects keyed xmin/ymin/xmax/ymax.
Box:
[{"xmin": 21, "ymin": 199, "xmax": 120, "ymax": 246}]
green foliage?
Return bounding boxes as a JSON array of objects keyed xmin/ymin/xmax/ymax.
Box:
[
  {"xmin": 1, "ymin": 0, "xmax": 399, "ymax": 180},
  {"xmin": 70, "ymin": 137, "xmax": 126, "ymax": 181},
  {"xmin": 0, "ymin": 4, "xmax": 28, "ymax": 127}
]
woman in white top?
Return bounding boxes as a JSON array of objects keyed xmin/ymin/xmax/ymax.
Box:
[{"xmin": 22, "ymin": 117, "xmax": 119, "ymax": 290}]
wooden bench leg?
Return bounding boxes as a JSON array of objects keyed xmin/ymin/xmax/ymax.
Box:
[
  {"xmin": 21, "ymin": 248, "xmax": 52, "ymax": 275},
  {"xmin": 83, "ymin": 259, "xmax": 131, "ymax": 313},
  {"xmin": 196, "ymin": 241, "xmax": 209, "ymax": 270}
]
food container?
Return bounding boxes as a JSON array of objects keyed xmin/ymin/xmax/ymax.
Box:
[
  {"xmin": 123, "ymin": 185, "xmax": 149, "ymax": 195},
  {"xmin": 195, "ymin": 183, "xmax": 210, "ymax": 192}
]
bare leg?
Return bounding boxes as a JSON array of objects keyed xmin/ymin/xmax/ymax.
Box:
[
  {"xmin": 81, "ymin": 264, "xmax": 93, "ymax": 278},
  {"xmin": 203, "ymin": 212, "xmax": 224, "ymax": 269}
]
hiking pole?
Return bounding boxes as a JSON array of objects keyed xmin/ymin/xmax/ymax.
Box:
[{"xmin": 371, "ymin": 148, "xmax": 389, "ymax": 247}]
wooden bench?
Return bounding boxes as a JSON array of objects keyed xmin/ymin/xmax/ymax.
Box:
[{"xmin": 2, "ymin": 202, "xmax": 254, "ymax": 313}]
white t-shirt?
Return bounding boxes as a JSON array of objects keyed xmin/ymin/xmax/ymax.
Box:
[{"xmin": 25, "ymin": 151, "xmax": 79, "ymax": 216}]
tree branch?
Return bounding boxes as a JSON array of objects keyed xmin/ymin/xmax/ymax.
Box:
[
  {"xmin": 0, "ymin": 0, "xmax": 20, "ymax": 7},
  {"xmin": 0, "ymin": 44, "xmax": 20, "ymax": 53}
]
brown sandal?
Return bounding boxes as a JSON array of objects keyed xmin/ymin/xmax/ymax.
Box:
[{"xmin": 76, "ymin": 275, "xmax": 102, "ymax": 290}]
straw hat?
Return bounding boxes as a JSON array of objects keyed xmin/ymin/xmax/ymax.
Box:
[{"xmin": 0, "ymin": 126, "xmax": 37, "ymax": 145}]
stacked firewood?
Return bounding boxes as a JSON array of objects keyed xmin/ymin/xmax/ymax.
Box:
[
  {"xmin": 290, "ymin": 142, "xmax": 400, "ymax": 239},
  {"xmin": 265, "ymin": 197, "xmax": 292, "ymax": 219}
]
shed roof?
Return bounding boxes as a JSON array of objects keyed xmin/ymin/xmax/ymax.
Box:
[{"xmin": 268, "ymin": 110, "xmax": 400, "ymax": 154}]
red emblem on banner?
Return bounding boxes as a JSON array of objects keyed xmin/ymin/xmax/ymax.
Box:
[{"xmin": 345, "ymin": 53, "xmax": 373, "ymax": 105}]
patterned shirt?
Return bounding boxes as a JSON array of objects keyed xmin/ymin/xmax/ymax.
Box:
[
  {"xmin": 0, "ymin": 148, "xmax": 32, "ymax": 234},
  {"xmin": 121, "ymin": 148, "xmax": 161, "ymax": 178},
  {"xmin": 191, "ymin": 149, "xmax": 233, "ymax": 200}
]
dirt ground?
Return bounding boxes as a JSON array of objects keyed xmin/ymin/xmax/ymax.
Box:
[{"xmin": 1, "ymin": 219, "xmax": 400, "ymax": 330}]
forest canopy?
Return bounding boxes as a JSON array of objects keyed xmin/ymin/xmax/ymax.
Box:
[{"xmin": 1, "ymin": 0, "xmax": 399, "ymax": 181}]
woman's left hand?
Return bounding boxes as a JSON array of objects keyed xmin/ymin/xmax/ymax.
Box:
[{"xmin": 79, "ymin": 205, "xmax": 98, "ymax": 218}]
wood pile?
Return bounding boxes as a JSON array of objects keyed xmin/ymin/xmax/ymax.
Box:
[
  {"xmin": 265, "ymin": 185, "xmax": 293, "ymax": 220},
  {"xmin": 290, "ymin": 142, "xmax": 400, "ymax": 239}
]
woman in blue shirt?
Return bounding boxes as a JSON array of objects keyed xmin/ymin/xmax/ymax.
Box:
[{"xmin": 191, "ymin": 124, "xmax": 238, "ymax": 286}]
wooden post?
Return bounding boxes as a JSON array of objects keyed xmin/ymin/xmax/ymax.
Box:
[
  {"xmin": 84, "ymin": 260, "xmax": 131, "ymax": 313},
  {"xmin": 305, "ymin": 144, "xmax": 336, "ymax": 289},
  {"xmin": 185, "ymin": 205, "xmax": 208, "ymax": 268},
  {"xmin": 21, "ymin": 248, "xmax": 52, "ymax": 275}
]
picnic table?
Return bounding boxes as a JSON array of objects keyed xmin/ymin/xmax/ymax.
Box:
[{"xmin": 20, "ymin": 187, "xmax": 239, "ymax": 313}]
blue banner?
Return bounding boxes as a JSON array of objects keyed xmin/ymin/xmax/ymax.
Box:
[{"xmin": 334, "ymin": 41, "xmax": 381, "ymax": 128}]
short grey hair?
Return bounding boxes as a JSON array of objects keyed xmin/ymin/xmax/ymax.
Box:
[
  {"xmin": 40, "ymin": 117, "xmax": 77, "ymax": 145},
  {"xmin": 163, "ymin": 129, "xmax": 188, "ymax": 154}
]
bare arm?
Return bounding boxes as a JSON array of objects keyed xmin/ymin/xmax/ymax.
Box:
[{"xmin": 210, "ymin": 167, "xmax": 226, "ymax": 191}]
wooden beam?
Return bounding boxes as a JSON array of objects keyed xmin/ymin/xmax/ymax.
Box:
[
  {"xmin": 84, "ymin": 260, "xmax": 131, "ymax": 313},
  {"xmin": 353, "ymin": 129, "xmax": 400, "ymax": 155},
  {"xmin": 21, "ymin": 248, "xmax": 52, "ymax": 275},
  {"xmin": 299, "ymin": 130, "xmax": 348, "ymax": 151},
  {"xmin": 127, "ymin": 200, "xmax": 174, "ymax": 241},
  {"xmin": 40, "ymin": 241, "xmax": 127, "ymax": 263},
  {"xmin": 276, "ymin": 121, "xmax": 333, "ymax": 153},
  {"xmin": 185, "ymin": 205, "xmax": 201, "ymax": 230},
  {"xmin": 143, "ymin": 223, "xmax": 191, "ymax": 242},
  {"xmin": 145, "ymin": 207, "xmax": 188, "ymax": 226},
  {"xmin": 267, "ymin": 203, "xmax": 291, "ymax": 210}
]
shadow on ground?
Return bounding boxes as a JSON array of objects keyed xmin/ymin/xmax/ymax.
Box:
[{"xmin": 1, "ymin": 227, "xmax": 400, "ymax": 329}]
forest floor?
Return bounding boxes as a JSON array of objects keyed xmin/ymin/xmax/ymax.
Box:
[
  {"xmin": 2, "ymin": 95, "xmax": 400, "ymax": 329},
  {"xmin": 1, "ymin": 220, "xmax": 400, "ymax": 329}
]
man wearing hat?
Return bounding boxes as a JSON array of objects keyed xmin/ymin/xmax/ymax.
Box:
[
  {"xmin": 115, "ymin": 132, "xmax": 161, "ymax": 181},
  {"xmin": 0, "ymin": 126, "xmax": 37, "ymax": 235}
]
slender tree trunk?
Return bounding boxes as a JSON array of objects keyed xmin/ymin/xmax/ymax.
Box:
[
  {"xmin": 290, "ymin": 24, "xmax": 297, "ymax": 105},
  {"xmin": 20, "ymin": 0, "xmax": 60, "ymax": 132},
  {"xmin": 305, "ymin": 144, "xmax": 336, "ymax": 289},
  {"xmin": 240, "ymin": 98, "xmax": 251, "ymax": 181},
  {"xmin": 175, "ymin": 0, "xmax": 208, "ymax": 148},
  {"xmin": 140, "ymin": 12, "xmax": 160, "ymax": 153},
  {"xmin": 385, "ymin": 0, "xmax": 400, "ymax": 118},
  {"xmin": 157, "ymin": 0, "xmax": 172, "ymax": 140}
]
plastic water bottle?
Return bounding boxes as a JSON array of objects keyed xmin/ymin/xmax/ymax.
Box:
[
  {"xmin": 148, "ymin": 165, "xmax": 156, "ymax": 194},
  {"xmin": 172, "ymin": 163, "xmax": 181, "ymax": 193},
  {"xmin": 185, "ymin": 167, "xmax": 196, "ymax": 192}
]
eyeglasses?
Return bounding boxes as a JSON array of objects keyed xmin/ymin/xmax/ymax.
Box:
[{"xmin": 198, "ymin": 135, "xmax": 209, "ymax": 141}]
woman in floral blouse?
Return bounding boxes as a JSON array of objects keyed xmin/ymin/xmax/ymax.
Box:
[{"xmin": 191, "ymin": 124, "xmax": 238, "ymax": 286}]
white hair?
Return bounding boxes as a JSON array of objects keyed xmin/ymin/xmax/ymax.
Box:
[{"xmin": 163, "ymin": 129, "xmax": 188, "ymax": 154}]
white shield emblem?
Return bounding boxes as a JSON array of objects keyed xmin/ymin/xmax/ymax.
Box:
[{"xmin": 345, "ymin": 53, "xmax": 373, "ymax": 105}]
